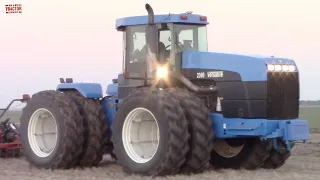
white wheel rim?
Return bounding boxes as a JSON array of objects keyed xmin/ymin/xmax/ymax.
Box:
[
  {"xmin": 213, "ymin": 139, "xmax": 244, "ymax": 158},
  {"xmin": 28, "ymin": 108, "xmax": 58, "ymax": 158},
  {"xmin": 122, "ymin": 107, "xmax": 160, "ymax": 164}
]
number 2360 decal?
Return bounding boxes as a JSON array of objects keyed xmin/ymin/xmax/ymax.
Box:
[{"xmin": 196, "ymin": 71, "xmax": 223, "ymax": 78}]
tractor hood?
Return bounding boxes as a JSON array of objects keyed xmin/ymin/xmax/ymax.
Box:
[{"xmin": 181, "ymin": 51, "xmax": 298, "ymax": 82}]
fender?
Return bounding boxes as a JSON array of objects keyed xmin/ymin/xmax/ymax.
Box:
[
  {"xmin": 57, "ymin": 83, "xmax": 103, "ymax": 98},
  {"xmin": 106, "ymin": 83, "xmax": 118, "ymax": 97}
]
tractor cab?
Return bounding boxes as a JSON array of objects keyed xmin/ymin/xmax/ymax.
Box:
[
  {"xmin": 117, "ymin": 18, "xmax": 208, "ymax": 65},
  {"xmin": 115, "ymin": 5, "xmax": 209, "ymax": 98}
]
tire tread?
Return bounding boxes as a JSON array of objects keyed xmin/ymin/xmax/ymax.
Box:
[
  {"xmin": 63, "ymin": 90, "xmax": 107, "ymax": 167},
  {"xmin": 23, "ymin": 90, "xmax": 85, "ymax": 169},
  {"xmin": 112, "ymin": 88, "xmax": 190, "ymax": 176},
  {"xmin": 169, "ymin": 88, "xmax": 214, "ymax": 174}
]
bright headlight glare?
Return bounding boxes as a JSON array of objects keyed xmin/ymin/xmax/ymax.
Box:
[
  {"xmin": 267, "ymin": 64, "xmax": 296, "ymax": 72},
  {"xmin": 282, "ymin": 65, "xmax": 289, "ymax": 71},
  {"xmin": 156, "ymin": 67, "xmax": 168, "ymax": 78},
  {"xmin": 288, "ymin": 65, "xmax": 296, "ymax": 72},
  {"xmin": 267, "ymin": 64, "xmax": 275, "ymax": 71},
  {"xmin": 275, "ymin": 65, "xmax": 282, "ymax": 71}
]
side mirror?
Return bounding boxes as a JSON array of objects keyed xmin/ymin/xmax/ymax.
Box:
[{"xmin": 145, "ymin": 25, "xmax": 159, "ymax": 55}]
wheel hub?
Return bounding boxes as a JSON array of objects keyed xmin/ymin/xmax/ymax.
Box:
[
  {"xmin": 122, "ymin": 107, "xmax": 160, "ymax": 164},
  {"xmin": 213, "ymin": 139, "xmax": 244, "ymax": 158},
  {"xmin": 28, "ymin": 108, "xmax": 58, "ymax": 158}
]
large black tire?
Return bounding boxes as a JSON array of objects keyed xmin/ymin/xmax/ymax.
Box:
[
  {"xmin": 63, "ymin": 90, "xmax": 107, "ymax": 167},
  {"xmin": 262, "ymin": 139, "xmax": 294, "ymax": 169},
  {"xmin": 210, "ymin": 138, "xmax": 273, "ymax": 170},
  {"xmin": 19, "ymin": 90, "xmax": 85, "ymax": 169},
  {"xmin": 111, "ymin": 88, "xmax": 190, "ymax": 176},
  {"xmin": 169, "ymin": 88, "xmax": 214, "ymax": 174}
]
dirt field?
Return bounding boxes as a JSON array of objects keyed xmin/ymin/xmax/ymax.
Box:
[{"xmin": 0, "ymin": 134, "xmax": 318, "ymax": 180}]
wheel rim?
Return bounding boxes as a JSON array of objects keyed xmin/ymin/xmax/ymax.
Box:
[
  {"xmin": 28, "ymin": 108, "xmax": 58, "ymax": 158},
  {"xmin": 122, "ymin": 107, "xmax": 160, "ymax": 164},
  {"xmin": 213, "ymin": 139, "xmax": 244, "ymax": 158}
]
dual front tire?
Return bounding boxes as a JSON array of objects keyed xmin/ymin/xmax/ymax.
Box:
[{"xmin": 112, "ymin": 88, "xmax": 214, "ymax": 176}]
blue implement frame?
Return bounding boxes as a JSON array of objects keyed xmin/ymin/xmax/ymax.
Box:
[{"xmin": 212, "ymin": 113, "xmax": 309, "ymax": 150}]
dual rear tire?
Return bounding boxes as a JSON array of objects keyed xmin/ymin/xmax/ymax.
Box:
[{"xmin": 19, "ymin": 90, "xmax": 107, "ymax": 169}]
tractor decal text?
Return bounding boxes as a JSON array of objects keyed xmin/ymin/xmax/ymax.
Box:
[
  {"xmin": 5, "ymin": 4, "xmax": 22, "ymax": 14},
  {"xmin": 196, "ymin": 72, "xmax": 205, "ymax": 78},
  {"xmin": 207, "ymin": 71, "xmax": 223, "ymax": 78},
  {"xmin": 196, "ymin": 71, "xmax": 224, "ymax": 78}
]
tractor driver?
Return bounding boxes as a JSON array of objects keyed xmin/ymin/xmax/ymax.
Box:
[
  {"xmin": 131, "ymin": 23, "xmax": 171, "ymax": 63},
  {"xmin": 131, "ymin": 40, "xmax": 169, "ymax": 63}
]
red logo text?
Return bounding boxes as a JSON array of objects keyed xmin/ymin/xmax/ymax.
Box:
[{"xmin": 5, "ymin": 4, "xmax": 22, "ymax": 14}]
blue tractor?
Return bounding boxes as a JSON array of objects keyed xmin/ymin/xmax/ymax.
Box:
[{"xmin": 19, "ymin": 4, "xmax": 310, "ymax": 176}]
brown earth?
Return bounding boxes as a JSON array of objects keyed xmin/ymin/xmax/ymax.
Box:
[{"xmin": 0, "ymin": 134, "xmax": 319, "ymax": 180}]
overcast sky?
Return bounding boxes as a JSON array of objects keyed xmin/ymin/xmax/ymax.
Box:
[{"xmin": 0, "ymin": 0, "xmax": 319, "ymax": 108}]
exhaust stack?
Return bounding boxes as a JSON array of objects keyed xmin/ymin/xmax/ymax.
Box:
[{"xmin": 145, "ymin": 3, "xmax": 154, "ymax": 24}]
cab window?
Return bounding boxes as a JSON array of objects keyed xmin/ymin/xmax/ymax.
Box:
[{"xmin": 173, "ymin": 24, "xmax": 208, "ymax": 52}]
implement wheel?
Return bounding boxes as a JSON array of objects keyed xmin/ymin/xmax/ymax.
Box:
[
  {"xmin": 262, "ymin": 139, "xmax": 294, "ymax": 169},
  {"xmin": 210, "ymin": 138, "xmax": 273, "ymax": 170}
]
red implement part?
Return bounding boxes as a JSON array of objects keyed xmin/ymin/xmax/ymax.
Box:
[
  {"xmin": 0, "ymin": 143, "xmax": 21, "ymax": 149},
  {"xmin": 0, "ymin": 130, "xmax": 21, "ymax": 149},
  {"xmin": 0, "ymin": 135, "xmax": 22, "ymax": 158}
]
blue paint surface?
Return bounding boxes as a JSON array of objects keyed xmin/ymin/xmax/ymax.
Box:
[
  {"xmin": 182, "ymin": 51, "xmax": 298, "ymax": 81},
  {"xmin": 102, "ymin": 97, "xmax": 118, "ymax": 137},
  {"xmin": 106, "ymin": 83, "xmax": 118, "ymax": 97},
  {"xmin": 116, "ymin": 14, "xmax": 208, "ymax": 29},
  {"xmin": 211, "ymin": 113, "xmax": 310, "ymax": 142},
  {"xmin": 56, "ymin": 83, "xmax": 103, "ymax": 98}
]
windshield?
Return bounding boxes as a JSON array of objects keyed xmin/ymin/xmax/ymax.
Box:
[
  {"xmin": 125, "ymin": 24, "xmax": 173, "ymax": 64},
  {"xmin": 173, "ymin": 24, "xmax": 208, "ymax": 53},
  {"xmin": 124, "ymin": 23, "xmax": 208, "ymax": 72}
]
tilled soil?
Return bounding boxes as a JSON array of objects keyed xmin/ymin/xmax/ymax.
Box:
[{"xmin": 0, "ymin": 134, "xmax": 319, "ymax": 180}]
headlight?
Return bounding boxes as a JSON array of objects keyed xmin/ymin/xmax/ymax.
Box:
[
  {"xmin": 282, "ymin": 65, "xmax": 289, "ymax": 71},
  {"xmin": 288, "ymin": 65, "xmax": 296, "ymax": 71},
  {"xmin": 267, "ymin": 64, "xmax": 275, "ymax": 71},
  {"xmin": 267, "ymin": 64, "xmax": 296, "ymax": 72},
  {"xmin": 156, "ymin": 67, "xmax": 168, "ymax": 78},
  {"xmin": 275, "ymin": 65, "xmax": 282, "ymax": 71}
]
